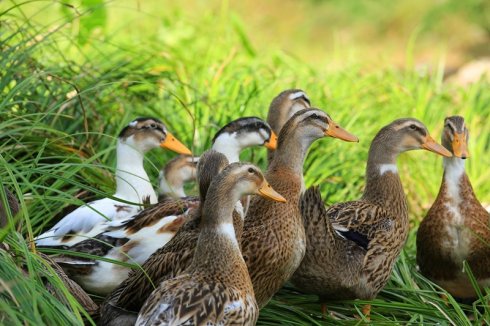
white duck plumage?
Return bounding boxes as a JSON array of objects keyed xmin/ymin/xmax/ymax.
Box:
[{"xmin": 35, "ymin": 117, "xmax": 191, "ymax": 247}]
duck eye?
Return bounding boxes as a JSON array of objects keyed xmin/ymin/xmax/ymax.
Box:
[
  {"xmin": 150, "ymin": 123, "xmax": 157, "ymax": 129},
  {"xmin": 248, "ymin": 168, "xmax": 254, "ymax": 174},
  {"xmin": 409, "ymin": 124, "xmax": 417, "ymax": 130}
]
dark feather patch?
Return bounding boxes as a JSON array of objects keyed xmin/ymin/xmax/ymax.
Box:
[
  {"xmin": 212, "ymin": 117, "xmax": 272, "ymax": 143},
  {"xmin": 336, "ymin": 229, "xmax": 369, "ymax": 250}
]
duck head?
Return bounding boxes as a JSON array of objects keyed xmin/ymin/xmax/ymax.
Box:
[
  {"xmin": 211, "ymin": 117, "xmax": 277, "ymax": 162},
  {"xmin": 158, "ymin": 155, "xmax": 199, "ymax": 199},
  {"xmin": 119, "ymin": 117, "xmax": 191, "ymax": 155},
  {"xmin": 278, "ymin": 108, "xmax": 359, "ymax": 148},
  {"xmin": 374, "ymin": 118, "xmax": 452, "ymax": 158},
  {"xmin": 442, "ymin": 116, "xmax": 469, "ymax": 159},
  {"xmin": 267, "ymin": 89, "xmax": 311, "ymax": 135}
]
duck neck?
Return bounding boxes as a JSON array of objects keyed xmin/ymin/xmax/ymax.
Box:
[
  {"xmin": 440, "ymin": 157, "xmax": 473, "ymax": 206},
  {"xmin": 363, "ymin": 141, "xmax": 408, "ymax": 220},
  {"xmin": 191, "ymin": 184, "xmax": 246, "ymax": 280},
  {"xmin": 211, "ymin": 135, "xmax": 241, "ymax": 163},
  {"xmin": 114, "ymin": 140, "xmax": 157, "ymax": 204},
  {"xmin": 269, "ymin": 132, "xmax": 311, "ymax": 180}
]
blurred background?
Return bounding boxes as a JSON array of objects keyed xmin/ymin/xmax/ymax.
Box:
[{"xmin": 7, "ymin": 0, "xmax": 490, "ymax": 73}]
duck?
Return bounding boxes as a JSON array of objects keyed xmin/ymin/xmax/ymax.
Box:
[
  {"xmin": 0, "ymin": 187, "xmax": 19, "ymax": 228},
  {"xmin": 158, "ymin": 154, "xmax": 199, "ymax": 200},
  {"xmin": 34, "ymin": 117, "xmax": 191, "ymax": 247},
  {"xmin": 242, "ymin": 108, "xmax": 358, "ymax": 308},
  {"xmin": 266, "ymin": 89, "xmax": 311, "ymax": 162},
  {"xmin": 136, "ymin": 162, "xmax": 286, "ymax": 326},
  {"xmin": 99, "ymin": 150, "xmax": 232, "ymax": 325},
  {"xmin": 55, "ymin": 117, "xmax": 277, "ymax": 296},
  {"xmin": 416, "ymin": 116, "xmax": 490, "ymax": 300},
  {"xmin": 290, "ymin": 118, "xmax": 452, "ymax": 317}
]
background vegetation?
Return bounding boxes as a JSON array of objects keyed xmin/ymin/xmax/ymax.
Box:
[{"xmin": 1, "ymin": 0, "xmax": 489, "ymax": 324}]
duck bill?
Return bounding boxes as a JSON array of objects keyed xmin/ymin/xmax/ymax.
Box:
[
  {"xmin": 421, "ymin": 135, "xmax": 452, "ymax": 157},
  {"xmin": 264, "ymin": 131, "xmax": 278, "ymax": 150},
  {"xmin": 452, "ymin": 133, "xmax": 469, "ymax": 159},
  {"xmin": 257, "ymin": 181, "xmax": 287, "ymax": 203},
  {"xmin": 160, "ymin": 132, "xmax": 192, "ymax": 155},
  {"xmin": 325, "ymin": 120, "xmax": 359, "ymax": 142}
]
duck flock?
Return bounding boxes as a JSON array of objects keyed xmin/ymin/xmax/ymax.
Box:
[{"xmin": 2, "ymin": 89, "xmax": 489, "ymax": 325}]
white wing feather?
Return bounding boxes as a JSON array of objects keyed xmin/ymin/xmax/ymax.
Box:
[{"xmin": 35, "ymin": 197, "xmax": 140, "ymax": 247}]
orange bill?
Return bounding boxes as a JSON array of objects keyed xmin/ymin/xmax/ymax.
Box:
[
  {"xmin": 421, "ymin": 135, "xmax": 452, "ymax": 157},
  {"xmin": 264, "ymin": 131, "xmax": 278, "ymax": 150},
  {"xmin": 452, "ymin": 133, "xmax": 469, "ymax": 159},
  {"xmin": 325, "ymin": 120, "xmax": 359, "ymax": 142},
  {"xmin": 257, "ymin": 181, "xmax": 287, "ymax": 203},
  {"xmin": 160, "ymin": 132, "xmax": 192, "ymax": 155}
]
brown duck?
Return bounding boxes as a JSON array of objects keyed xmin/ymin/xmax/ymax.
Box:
[
  {"xmin": 417, "ymin": 115, "xmax": 490, "ymax": 299},
  {"xmin": 99, "ymin": 150, "xmax": 236, "ymax": 325},
  {"xmin": 242, "ymin": 108, "xmax": 358, "ymax": 308},
  {"xmin": 291, "ymin": 118, "xmax": 452, "ymax": 316},
  {"xmin": 135, "ymin": 162, "xmax": 286, "ymax": 326}
]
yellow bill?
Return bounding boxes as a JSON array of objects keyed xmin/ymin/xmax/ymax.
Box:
[
  {"xmin": 264, "ymin": 131, "xmax": 278, "ymax": 150},
  {"xmin": 325, "ymin": 120, "xmax": 359, "ymax": 142},
  {"xmin": 421, "ymin": 135, "xmax": 452, "ymax": 157},
  {"xmin": 257, "ymin": 181, "xmax": 286, "ymax": 203},
  {"xmin": 452, "ymin": 133, "xmax": 469, "ymax": 159},
  {"xmin": 160, "ymin": 132, "xmax": 192, "ymax": 155}
]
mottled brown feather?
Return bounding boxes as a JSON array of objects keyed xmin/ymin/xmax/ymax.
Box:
[{"xmin": 417, "ymin": 117, "xmax": 490, "ymax": 299}]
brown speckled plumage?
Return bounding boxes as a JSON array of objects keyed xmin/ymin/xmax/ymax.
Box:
[
  {"xmin": 99, "ymin": 150, "xmax": 240, "ymax": 325},
  {"xmin": 135, "ymin": 162, "xmax": 267, "ymax": 326},
  {"xmin": 242, "ymin": 108, "xmax": 356, "ymax": 308},
  {"xmin": 292, "ymin": 118, "xmax": 452, "ymax": 302},
  {"xmin": 417, "ymin": 116, "xmax": 490, "ymax": 299}
]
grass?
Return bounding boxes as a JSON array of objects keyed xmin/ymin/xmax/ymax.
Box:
[{"xmin": 0, "ymin": 0, "xmax": 489, "ymax": 325}]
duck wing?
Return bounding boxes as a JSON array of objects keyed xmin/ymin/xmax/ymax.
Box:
[
  {"xmin": 35, "ymin": 197, "xmax": 140, "ymax": 247},
  {"xmin": 326, "ymin": 200, "xmax": 395, "ymax": 248}
]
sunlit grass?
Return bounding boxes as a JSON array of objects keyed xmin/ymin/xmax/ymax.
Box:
[{"xmin": 0, "ymin": 1, "xmax": 489, "ymax": 325}]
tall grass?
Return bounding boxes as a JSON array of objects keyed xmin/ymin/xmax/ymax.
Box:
[{"xmin": 0, "ymin": 1, "xmax": 489, "ymax": 325}]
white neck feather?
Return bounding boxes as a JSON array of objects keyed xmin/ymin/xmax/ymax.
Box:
[
  {"xmin": 212, "ymin": 133, "xmax": 241, "ymax": 163},
  {"xmin": 444, "ymin": 157, "xmax": 466, "ymax": 201},
  {"xmin": 217, "ymin": 223, "xmax": 239, "ymax": 247},
  {"xmin": 114, "ymin": 140, "xmax": 157, "ymax": 204},
  {"xmin": 378, "ymin": 164, "xmax": 398, "ymax": 176}
]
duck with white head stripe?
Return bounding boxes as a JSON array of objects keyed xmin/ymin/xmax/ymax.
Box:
[
  {"xmin": 417, "ymin": 115, "xmax": 490, "ymax": 300},
  {"xmin": 35, "ymin": 117, "xmax": 191, "ymax": 248}
]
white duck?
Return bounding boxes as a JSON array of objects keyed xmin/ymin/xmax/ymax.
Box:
[{"xmin": 35, "ymin": 117, "xmax": 191, "ymax": 247}]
